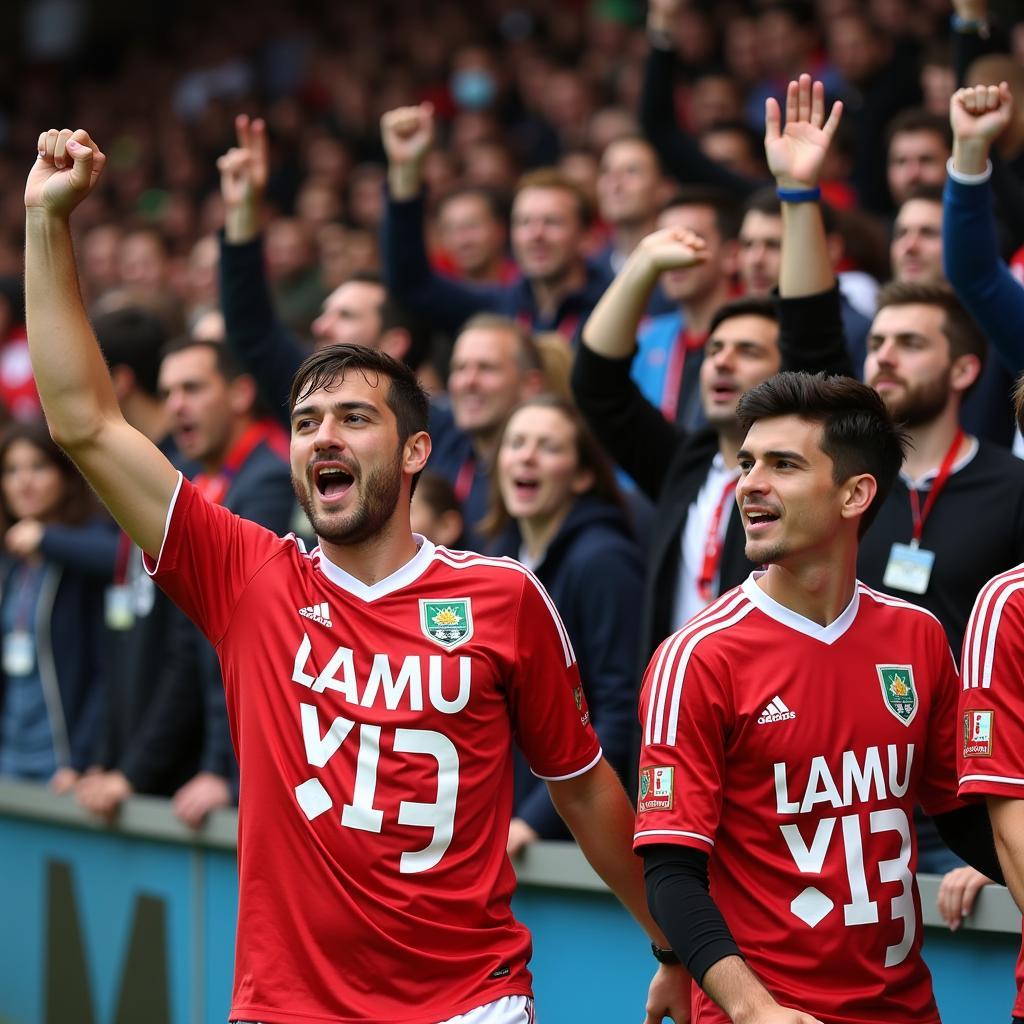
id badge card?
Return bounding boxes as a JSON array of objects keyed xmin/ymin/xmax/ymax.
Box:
[
  {"xmin": 3, "ymin": 630, "xmax": 35, "ymax": 676},
  {"xmin": 105, "ymin": 584, "xmax": 135, "ymax": 630},
  {"xmin": 883, "ymin": 542, "xmax": 935, "ymax": 595}
]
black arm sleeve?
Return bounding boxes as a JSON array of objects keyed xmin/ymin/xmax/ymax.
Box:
[
  {"xmin": 932, "ymin": 804, "xmax": 1005, "ymax": 884},
  {"xmin": 643, "ymin": 843, "xmax": 741, "ymax": 985}
]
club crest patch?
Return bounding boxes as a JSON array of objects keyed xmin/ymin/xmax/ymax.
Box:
[
  {"xmin": 963, "ymin": 709, "xmax": 994, "ymax": 758},
  {"xmin": 638, "ymin": 766, "xmax": 674, "ymax": 812},
  {"xmin": 876, "ymin": 664, "xmax": 918, "ymax": 726},
  {"xmin": 419, "ymin": 598, "xmax": 473, "ymax": 650}
]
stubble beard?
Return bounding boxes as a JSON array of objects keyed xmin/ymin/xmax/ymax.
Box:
[{"xmin": 294, "ymin": 450, "xmax": 404, "ymax": 546}]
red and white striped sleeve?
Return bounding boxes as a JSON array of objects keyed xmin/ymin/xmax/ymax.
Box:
[{"xmin": 958, "ymin": 564, "xmax": 1024, "ymax": 799}]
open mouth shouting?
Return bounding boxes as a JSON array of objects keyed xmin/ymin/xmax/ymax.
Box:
[
  {"xmin": 743, "ymin": 504, "xmax": 781, "ymax": 533},
  {"xmin": 312, "ymin": 461, "xmax": 357, "ymax": 505}
]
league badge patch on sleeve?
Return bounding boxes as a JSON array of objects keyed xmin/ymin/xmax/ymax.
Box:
[
  {"xmin": 419, "ymin": 598, "xmax": 473, "ymax": 651},
  {"xmin": 638, "ymin": 766, "xmax": 674, "ymax": 812},
  {"xmin": 876, "ymin": 665, "xmax": 918, "ymax": 726},
  {"xmin": 963, "ymin": 709, "xmax": 994, "ymax": 758}
]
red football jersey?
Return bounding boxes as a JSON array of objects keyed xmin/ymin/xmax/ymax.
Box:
[
  {"xmin": 146, "ymin": 477, "xmax": 601, "ymax": 1024},
  {"xmin": 634, "ymin": 575, "xmax": 961, "ymax": 1024},
  {"xmin": 959, "ymin": 562, "xmax": 1024, "ymax": 1018}
]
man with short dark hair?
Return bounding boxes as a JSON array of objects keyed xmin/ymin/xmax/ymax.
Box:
[
  {"xmin": 435, "ymin": 186, "xmax": 515, "ymax": 286},
  {"xmin": 381, "ymin": 102, "xmax": 612, "ymax": 339},
  {"xmin": 639, "ymin": 371, "xmax": 1002, "ymax": 1024},
  {"xmin": 25, "ymin": 124, "xmax": 690, "ymax": 1024},
  {"xmin": 886, "ymin": 109, "xmax": 952, "ymax": 207}
]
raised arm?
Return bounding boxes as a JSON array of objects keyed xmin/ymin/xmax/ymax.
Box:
[
  {"xmin": 767, "ymin": 76, "xmax": 852, "ymax": 377},
  {"xmin": 575, "ymin": 226, "xmax": 706, "ymax": 496},
  {"xmin": 944, "ymin": 82, "xmax": 1024, "ymax": 371},
  {"xmin": 218, "ymin": 115, "xmax": 306, "ymax": 423},
  {"xmin": 381, "ymin": 103, "xmax": 504, "ymax": 333},
  {"xmin": 25, "ymin": 129, "xmax": 178, "ymax": 556}
]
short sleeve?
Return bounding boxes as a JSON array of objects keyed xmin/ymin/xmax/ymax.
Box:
[
  {"xmin": 633, "ymin": 633, "xmax": 732, "ymax": 854},
  {"xmin": 959, "ymin": 576, "xmax": 1024, "ymax": 799},
  {"xmin": 506, "ymin": 570, "xmax": 602, "ymax": 780},
  {"xmin": 144, "ymin": 475, "xmax": 290, "ymax": 646},
  {"xmin": 917, "ymin": 624, "xmax": 963, "ymax": 817}
]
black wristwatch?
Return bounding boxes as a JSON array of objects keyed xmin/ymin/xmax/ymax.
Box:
[{"xmin": 651, "ymin": 941, "xmax": 680, "ymax": 965}]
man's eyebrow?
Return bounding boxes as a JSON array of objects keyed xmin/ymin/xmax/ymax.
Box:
[
  {"xmin": 736, "ymin": 447, "xmax": 810, "ymax": 466},
  {"xmin": 291, "ymin": 400, "xmax": 378, "ymax": 421}
]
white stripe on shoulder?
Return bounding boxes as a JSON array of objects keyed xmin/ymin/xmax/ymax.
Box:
[
  {"xmin": 645, "ymin": 591, "xmax": 754, "ymax": 747},
  {"xmin": 432, "ymin": 550, "xmax": 575, "ymax": 667},
  {"xmin": 963, "ymin": 566, "xmax": 1024, "ymax": 692},
  {"xmin": 645, "ymin": 591, "xmax": 750, "ymax": 747},
  {"xmin": 633, "ymin": 828, "xmax": 715, "ymax": 847},
  {"xmin": 284, "ymin": 532, "xmax": 308, "ymax": 554},
  {"xmin": 856, "ymin": 584, "xmax": 943, "ymax": 626}
]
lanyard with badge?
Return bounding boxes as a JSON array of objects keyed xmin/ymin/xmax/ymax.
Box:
[
  {"xmin": 697, "ymin": 476, "xmax": 739, "ymax": 602},
  {"xmin": 3, "ymin": 562, "xmax": 42, "ymax": 676},
  {"xmin": 882, "ymin": 428, "xmax": 963, "ymax": 596},
  {"xmin": 104, "ymin": 531, "xmax": 135, "ymax": 630}
]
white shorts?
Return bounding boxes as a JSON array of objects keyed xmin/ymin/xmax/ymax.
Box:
[{"xmin": 234, "ymin": 994, "xmax": 536, "ymax": 1024}]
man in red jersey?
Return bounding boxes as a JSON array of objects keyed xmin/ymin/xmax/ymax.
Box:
[
  {"xmin": 958, "ymin": 374, "xmax": 1024, "ymax": 1024},
  {"xmin": 636, "ymin": 371, "xmax": 1002, "ymax": 1024},
  {"xmin": 23, "ymin": 129, "xmax": 690, "ymax": 1024}
]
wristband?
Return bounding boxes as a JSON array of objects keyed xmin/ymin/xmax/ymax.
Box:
[
  {"xmin": 776, "ymin": 186, "xmax": 821, "ymax": 203},
  {"xmin": 651, "ymin": 941, "xmax": 681, "ymax": 965}
]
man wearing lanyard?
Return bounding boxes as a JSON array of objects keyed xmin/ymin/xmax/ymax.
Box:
[
  {"xmin": 574, "ymin": 73, "xmax": 852, "ymax": 663},
  {"xmin": 79, "ymin": 337, "xmax": 294, "ymax": 827}
]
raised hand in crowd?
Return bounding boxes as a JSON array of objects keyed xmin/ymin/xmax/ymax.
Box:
[
  {"xmin": 25, "ymin": 128, "xmax": 106, "ymax": 218},
  {"xmin": 950, "ymin": 81, "xmax": 1013, "ymax": 175},
  {"xmin": 937, "ymin": 865, "xmax": 993, "ymax": 931},
  {"xmin": 765, "ymin": 74, "xmax": 843, "ymax": 299},
  {"xmin": 217, "ymin": 113, "xmax": 269, "ymax": 245},
  {"xmin": 581, "ymin": 226, "xmax": 706, "ymax": 359},
  {"xmin": 765, "ymin": 73, "xmax": 844, "ymax": 191},
  {"xmin": 380, "ymin": 102, "xmax": 435, "ymax": 201}
]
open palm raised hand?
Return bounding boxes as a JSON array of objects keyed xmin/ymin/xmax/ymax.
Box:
[{"xmin": 764, "ymin": 74, "xmax": 843, "ymax": 190}]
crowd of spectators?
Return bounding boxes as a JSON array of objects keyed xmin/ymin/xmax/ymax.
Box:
[{"xmin": 1, "ymin": 0, "xmax": 1024, "ymax": 937}]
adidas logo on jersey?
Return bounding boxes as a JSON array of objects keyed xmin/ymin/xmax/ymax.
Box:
[
  {"xmin": 757, "ymin": 696, "xmax": 796, "ymax": 725},
  {"xmin": 299, "ymin": 602, "xmax": 333, "ymax": 627}
]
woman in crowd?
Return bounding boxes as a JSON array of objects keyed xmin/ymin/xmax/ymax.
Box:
[
  {"xmin": 483, "ymin": 394, "xmax": 644, "ymax": 855},
  {"xmin": 0, "ymin": 419, "xmax": 115, "ymax": 789}
]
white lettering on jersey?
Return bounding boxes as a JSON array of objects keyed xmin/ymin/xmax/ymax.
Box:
[
  {"xmin": 774, "ymin": 744, "xmax": 915, "ymax": 813},
  {"xmin": 291, "ymin": 635, "xmax": 472, "ymax": 714}
]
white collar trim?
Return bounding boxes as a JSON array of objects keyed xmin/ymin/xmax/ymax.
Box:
[
  {"xmin": 314, "ymin": 534, "xmax": 436, "ymax": 602},
  {"xmin": 741, "ymin": 572, "xmax": 860, "ymax": 645}
]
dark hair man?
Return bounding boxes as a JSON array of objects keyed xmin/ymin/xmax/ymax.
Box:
[
  {"xmin": 639, "ymin": 372, "xmax": 1002, "ymax": 1024},
  {"xmin": 25, "ymin": 127, "xmax": 690, "ymax": 1024}
]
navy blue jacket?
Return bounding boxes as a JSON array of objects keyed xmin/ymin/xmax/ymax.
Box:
[
  {"xmin": 494, "ymin": 496, "xmax": 644, "ymax": 838},
  {"xmin": 0, "ymin": 518, "xmax": 118, "ymax": 772},
  {"xmin": 383, "ymin": 191, "xmax": 613, "ymax": 337}
]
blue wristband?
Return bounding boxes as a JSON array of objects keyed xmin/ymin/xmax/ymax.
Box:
[{"xmin": 777, "ymin": 186, "xmax": 821, "ymax": 203}]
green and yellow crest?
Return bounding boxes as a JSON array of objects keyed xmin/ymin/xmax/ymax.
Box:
[{"xmin": 419, "ymin": 598, "xmax": 474, "ymax": 650}]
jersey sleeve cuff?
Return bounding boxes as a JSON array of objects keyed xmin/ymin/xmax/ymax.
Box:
[
  {"xmin": 947, "ymin": 156, "xmax": 993, "ymax": 185},
  {"xmin": 531, "ymin": 746, "xmax": 602, "ymax": 782},
  {"xmin": 633, "ymin": 828, "xmax": 715, "ymax": 851},
  {"xmin": 142, "ymin": 471, "xmax": 184, "ymax": 576},
  {"xmin": 960, "ymin": 774, "xmax": 1024, "ymax": 800}
]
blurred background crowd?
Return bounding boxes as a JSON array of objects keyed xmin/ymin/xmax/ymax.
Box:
[{"xmin": 1, "ymin": 0, "xmax": 1023, "ymax": 920}]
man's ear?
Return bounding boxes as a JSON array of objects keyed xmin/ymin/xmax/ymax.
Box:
[
  {"xmin": 228, "ymin": 373, "xmax": 258, "ymax": 417},
  {"xmin": 840, "ymin": 473, "xmax": 878, "ymax": 528},
  {"xmin": 950, "ymin": 353, "xmax": 981, "ymax": 397},
  {"xmin": 380, "ymin": 328, "xmax": 411, "ymax": 362},
  {"xmin": 404, "ymin": 430, "xmax": 432, "ymax": 476}
]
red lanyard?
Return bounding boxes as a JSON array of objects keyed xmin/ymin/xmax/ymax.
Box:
[
  {"xmin": 907, "ymin": 428, "xmax": 964, "ymax": 546},
  {"xmin": 193, "ymin": 420, "xmax": 282, "ymax": 507},
  {"xmin": 454, "ymin": 455, "xmax": 476, "ymax": 504},
  {"xmin": 697, "ymin": 475, "xmax": 739, "ymax": 602},
  {"xmin": 661, "ymin": 328, "xmax": 706, "ymax": 421}
]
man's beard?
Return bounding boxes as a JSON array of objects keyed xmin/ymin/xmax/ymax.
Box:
[
  {"xmin": 294, "ymin": 450, "xmax": 404, "ymax": 545},
  {"xmin": 877, "ymin": 371, "xmax": 951, "ymax": 428}
]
